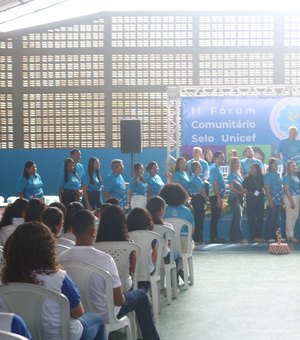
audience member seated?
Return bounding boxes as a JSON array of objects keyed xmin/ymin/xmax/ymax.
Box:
[
  {"xmin": 127, "ymin": 208, "xmax": 158, "ymax": 291},
  {"xmin": 59, "ymin": 210, "xmax": 160, "ymax": 340},
  {"xmin": 24, "ymin": 198, "xmax": 46, "ymax": 222},
  {"xmin": 146, "ymin": 196, "xmax": 179, "ymax": 266},
  {"xmin": 49, "ymin": 201, "xmax": 66, "ymax": 217},
  {"xmin": 96, "ymin": 205, "xmax": 136, "ymax": 291},
  {"xmin": 63, "ymin": 202, "xmax": 84, "ymax": 241},
  {"xmin": 1, "ymin": 221, "xmax": 104, "ymax": 340},
  {"xmin": 41, "ymin": 207, "xmax": 75, "ymax": 247},
  {"xmin": 0, "ymin": 312, "xmax": 32, "ymax": 339},
  {"xmin": 0, "ymin": 198, "xmax": 28, "ymax": 246}
]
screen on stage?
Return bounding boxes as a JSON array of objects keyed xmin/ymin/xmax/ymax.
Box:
[{"xmin": 181, "ymin": 96, "xmax": 300, "ymax": 161}]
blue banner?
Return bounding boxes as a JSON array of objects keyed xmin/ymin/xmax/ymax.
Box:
[{"xmin": 181, "ymin": 97, "xmax": 300, "ymax": 146}]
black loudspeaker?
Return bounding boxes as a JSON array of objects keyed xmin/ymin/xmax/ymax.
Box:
[{"xmin": 120, "ymin": 119, "xmax": 142, "ymax": 153}]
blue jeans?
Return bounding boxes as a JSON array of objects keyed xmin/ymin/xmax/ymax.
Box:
[
  {"xmin": 117, "ymin": 289, "xmax": 160, "ymax": 340},
  {"xmin": 79, "ymin": 312, "xmax": 104, "ymax": 340},
  {"xmin": 265, "ymin": 204, "xmax": 281, "ymax": 240}
]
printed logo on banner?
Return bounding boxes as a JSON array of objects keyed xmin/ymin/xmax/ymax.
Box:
[{"xmin": 270, "ymin": 97, "xmax": 300, "ymax": 139}]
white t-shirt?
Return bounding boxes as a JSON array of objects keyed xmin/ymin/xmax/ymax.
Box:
[
  {"xmin": 59, "ymin": 246, "xmax": 122, "ymax": 323},
  {"xmin": 0, "ymin": 218, "xmax": 24, "ymax": 246}
]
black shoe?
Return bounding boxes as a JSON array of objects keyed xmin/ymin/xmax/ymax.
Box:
[{"xmin": 211, "ymin": 237, "xmax": 225, "ymax": 243}]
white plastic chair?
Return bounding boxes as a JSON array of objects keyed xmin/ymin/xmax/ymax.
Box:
[
  {"xmin": 153, "ymin": 224, "xmax": 178, "ymax": 304},
  {"xmin": 128, "ymin": 230, "xmax": 163, "ymax": 322},
  {"xmin": 60, "ymin": 260, "xmax": 132, "ymax": 340},
  {"xmin": 94, "ymin": 241, "xmax": 141, "ymax": 291},
  {"xmin": 6, "ymin": 197, "xmax": 17, "ymax": 204},
  {"xmin": 0, "ymin": 196, "xmax": 4, "ymax": 204},
  {"xmin": 0, "ymin": 330, "xmax": 28, "ymax": 339},
  {"xmin": 55, "ymin": 244, "xmax": 70, "ymax": 256},
  {"xmin": 163, "ymin": 218, "xmax": 194, "ymax": 289},
  {"xmin": 0, "ymin": 283, "xmax": 71, "ymax": 340},
  {"xmin": 0, "ymin": 247, "xmax": 4, "ymax": 270}
]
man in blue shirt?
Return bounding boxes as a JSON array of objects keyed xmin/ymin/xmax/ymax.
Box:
[
  {"xmin": 104, "ymin": 159, "xmax": 127, "ymax": 208},
  {"xmin": 277, "ymin": 126, "xmax": 300, "ymax": 175},
  {"xmin": 70, "ymin": 148, "xmax": 85, "ymax": 183},
  {"xmin": 240, "ymin": 146, "xmax": 264, "ymax": 178},
  {"xmin": 209, "ymin": 151, "xmax": 226, "ymax": 243},
  {"xmin": 187, "ymin": 146, "xmax": 210, "ymax": 180}
]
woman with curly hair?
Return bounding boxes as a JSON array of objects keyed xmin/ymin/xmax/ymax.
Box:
[
  {"xmin": 146, "ymin": 161, "xmax": 165, "ymax": 199},
  {"xmin": 1, "ymin": 221, "xmax": 104, "ymax": 340}
]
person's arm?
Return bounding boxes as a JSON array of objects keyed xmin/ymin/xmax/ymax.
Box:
[
  {"xmin": 264, "ymin": 184, "xmax": 274, "ymax": 208},
  {"xmin": 70, "ymin": 301, "xmax": 84, "ymax": 319},
  {"xmin": 113, "ymin": 286, "xmax": 125, "ymax": 306},
  {"xmin": 104, "ymin": 191, "xmax": 110, "ymax": 201},
  {"xmin": 284, "ymin": 184, "xmax": 295, "ymax": 209},
  {"xmin": 58, "ymin": 186, "xmax": 63, "ymax": 203},
  {"xmin": 129, "ymin": 250, "xmax": 136, "ymax": 274},
  {"xmin": 198, "ymin": 187, "xmax": 208, "ymax": 200},
  {"xmin": 151, "ymin": 241, "xmax": 158, "ymax": 264},
  {"xmin": 127, "ymin": 189, "xmax": 132, "ymax": 207},
  {"xmin": 213, "ymin": 181, "xmax": 223, "ymax": 208},
  {"xmin": 82, "ymin": 184, "xmax": 92, "ymax": 210}
]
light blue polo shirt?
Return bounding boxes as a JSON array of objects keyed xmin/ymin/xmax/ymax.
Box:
[
  {"xmin": 228, "ymin": 172, "xmax": 243, "ymax": 193},
  {"xmin": 163, "ymin": 205, "xmax": 195, "ymax": 235},
  {"xmin": 189, "ymin": 174, "xmax": 205, "ymax": 195},
  {"xmin": 75, "ymin": 162, "xmax": 85, "ymax": 183},
  {"xmin": 283, "ymin": 174, "xmax": 300, "ymax": 196},
  {"xmin": 277, "ymin": 138, "xmax": 300, "ymax": 170},
  {"xmin": 187, "ymin": 158, "xmax": 210, "ymax": 180},
  {"xmin": 83, "ymin": 171, "xmax": 103, "ymax": 192},
  {"xmin": 172, "ymin": 171, "xmax": 190, "ymax": 193},
  {"xmin": 240, "ymin": 157, "xmax": 263, "ymax": 177},
  {"xmin": 16, "ymin": 174, "xmax": 44, "ymax": 200},
  {"xmin": 147, "ymin": 174, "xmax": 165, "ymax": 197},
  {"xmin": 209, "ymin": 164, "xmax": 226, "ymax": 197},
  {"xmin": 59, "ymin": 173, "xmax": 81, "ymax": 191},
  {"xmin": 129, "ymin": 177, "xmax": 148, "ymax": 196},
  {"xmin": 264, "ymin": 171, "xmax": 283, "ymax": 205},
  {"xmin": 104, "ymin": 172, "xmax": 127, "ymax": 207}
]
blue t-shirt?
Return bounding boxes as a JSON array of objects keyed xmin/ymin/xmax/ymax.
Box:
[
  {"xmin": 129, "ymin": 178, "xmax": 148, "ymax": 196},
  {"xmin": 189, "ymin": 174, "xmax": 205, "ymax": 194},
  {"xmin": 59, "ymin": 173, "xmax": 81, "ymax": 191},
  {"xmin": 163, "ymin": 205, "xmax": 195, "ymax": 235},
  {"xmin": 0, "ymin": 313, "xmax": 32, "ymax": 339},
  {"xmin": 172, "ymin": 171, "xmax": 190, "ymax": 193},
  {"xmin": 264, "ymin": 171, "xmax": 283, "ymax": 205},
  {"xmin": 104, "ymin": 172, "xmax": 127, "ymax": 207},
  {"xmin": 187, "ymin": 158, "xmax": 210, "ymax": 180},
  {"xmin": 75, "ymin": 162, "xmax": 85, "ymax": 183},
  {"xmin": 228, "ymin": 172, "xmax": 244, "ymax": 193},
  {"xmin": 147, "ymin": 174, "xmax": 165, "ymax": 197},
  {"xmin": 240, "ymin": 157, "xmax": 263, "ymax": 177},
  {"xmin": 283, "ymin": 174, "xmax": 300, "ymax": 196},
  {"xmin": 277, "ymin": 138, "xmax": 300, "ymax": 170},
  {"xmin": 83, "ymin": 171, "xmax": 103, "ymax": 192},
  {"xmin": 16, "ymin": 174, "xmax": 44, "ymax": 200},
  {"xmin": 209, "ymin": 164, "xmax": 226, "ymax": 196}
]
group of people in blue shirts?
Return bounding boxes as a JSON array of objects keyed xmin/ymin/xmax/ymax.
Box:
[{"xmin": 15, "ymin": 125, "xmax": 300, "ymax": 245}]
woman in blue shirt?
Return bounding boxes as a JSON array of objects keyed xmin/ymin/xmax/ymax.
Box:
[
  {"xmin": 146, "ymin": 161, "xmax": 165, "ymax": 198},
  {"xmin": 128, "ymin": 163, "xmax": 148, "ymax": 209},
  {"xmin": 283, "ymin": 160, "xmax": 300, "ymax": 242},
  {"xmin": 264, "ymin": 157, "xmax": 283, "ymax": 242},
  {"xmin": 17, "ymin": 160, "xmax": 44, "ymax": 200},
  {"xmin": 228, "ymin": 157, "xmax": 247, "ymax": 243},
  {"xmin": 171, "ymin": 157, "xmax": 190, "ymax": 194},
  {"xmin": 83, "ymin": 157, "xmax": 103, "ymax": 210},
  {"xmin": 58, "ymin": 158, "xmax": 81, "ymax": 207},
  {"xmin": 189, "ymin": 161, "xmax": 208, "ymax": 244}
]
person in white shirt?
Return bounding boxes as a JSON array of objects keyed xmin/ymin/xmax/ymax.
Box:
[{"xmin": 60, "ymin": 209, "xmax": 160, "ymax": 340}]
